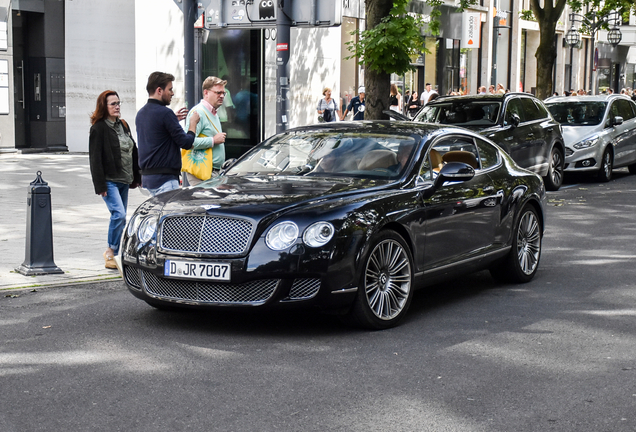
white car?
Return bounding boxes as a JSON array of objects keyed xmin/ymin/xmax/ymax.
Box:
[{"xmin": 545, "ymin": 95, "xmax": 636, "ymax": 182}]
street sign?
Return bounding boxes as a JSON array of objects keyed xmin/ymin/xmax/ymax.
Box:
[{"xmin": 204, "ymin": 0, "xmax": 341, "ymax": 29}]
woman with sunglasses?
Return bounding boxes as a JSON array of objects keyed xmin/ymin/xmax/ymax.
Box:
[{"xmin": 89, "ymin": 90, "xmax": 141, "ymax": 269}]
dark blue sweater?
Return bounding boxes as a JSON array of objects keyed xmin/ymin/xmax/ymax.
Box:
[{"xmin": 135, "ymin": 99, "xmax": 195, "ymax": 189}]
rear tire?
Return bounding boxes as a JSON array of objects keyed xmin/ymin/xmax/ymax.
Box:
[
  {"xmin": 490, "ymin": 205, "xmax": 542, "ymax": 283},
  {"xmin": 597, "ymin": 147, "xmax": 613, "ymax": 182},
  {"xmin": 346, "ymin": 230, "xmax": 414, "ymax": 330},
  {"xmin": 543, "ymin": 146, "xmax": 564, "ymax": 191},
  {"xmin": 628, "ymin": 162, "xmax": 636, "ymax": 175}
]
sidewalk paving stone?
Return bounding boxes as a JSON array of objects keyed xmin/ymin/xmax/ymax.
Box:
[{"xmin": 0, "ymin": 153, "xmax": 147, "ymax": 290}]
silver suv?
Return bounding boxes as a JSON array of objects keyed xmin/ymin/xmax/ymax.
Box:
[{"xmin": 545, "ymin": 95, "xmax": 636, "ymax": 182}]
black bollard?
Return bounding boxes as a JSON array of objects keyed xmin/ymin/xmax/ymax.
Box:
[{"xmin": 15, "ymin": 171, "xmax": 64, "ymax": 276}]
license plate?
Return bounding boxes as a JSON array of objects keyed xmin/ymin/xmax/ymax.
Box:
[{"xmin": 164, "ymin": 260, "xmax": 231, "ymax": 281}]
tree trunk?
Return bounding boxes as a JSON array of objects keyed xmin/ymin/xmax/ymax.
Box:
[
  {"xmin": 534, "ymin": 19, "xmax": 559, "ymax": 99},
  {"xmin": 364, "ymin": 0, "xmax": 393, "ymax": 120},
  {"xmin": 531, "ymin": 0, "xmax": 567, "ymax": 100}
]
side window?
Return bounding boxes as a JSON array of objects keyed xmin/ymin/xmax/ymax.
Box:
[
  {"xmin": 610, "ymin": 101, "xmax": 621, "ymax": 119},
  {"xmin": 504, "ymin": 98, "xmax": 525, "ymax": 125},
  {"xmin": 475, "ymin": 138, "xmax": 501, "ymax": 170},
  {"xmin": 521, "ymin": 97, "xmax": 542, "ymax": 121},
  {"xmin": 615, "ymin": 99, "xmax": 636, "ymax": 120},
  {"xmin": 421, "ymin": 136, "xmax": 480, "ymax": 179},
  {"xmin": 533, "ymin": 99, "xmax": 550, "ymax": 119}
]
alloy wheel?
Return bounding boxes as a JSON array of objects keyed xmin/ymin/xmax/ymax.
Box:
[
  {"xmin": 364, "ymin": 239, "xmax": 412, "ymax": 320},
  {"xmin": 516, "ymin": 210, "xmax": 541, "ymax": 275}
]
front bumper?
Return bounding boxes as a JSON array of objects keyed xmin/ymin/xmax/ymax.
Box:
[
  {"xmin": 564, "ymin": 146, "xmax": 602, "ymax": 173},
  {"xmin": 121, "ymin": 234, "xmax": 362, "ymax": 311}
]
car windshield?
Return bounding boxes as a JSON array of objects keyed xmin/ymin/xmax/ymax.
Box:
[
  {"xmin": 414, "ymin": 100, "xmax": 501, "ymax": 128},
  {"xmin": 226, "ymin": 131, "xmax": 419, "ymax": 179},
  {"xmin": 546, "ymin": 101, "xmax": 607, "ymax": 126}
]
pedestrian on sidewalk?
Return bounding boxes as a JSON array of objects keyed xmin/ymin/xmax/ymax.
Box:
[
  {"xmin": 136, "ymin": 71, "xmax": 200, "ymax": 196},
  {"xmin": 88, "ymin": 90, "xmax": 141, "ymax": 269},
  {"xmin": 182, "ymin": 76, "xmax": 228, "ymax": 186},
  {"xmin": 341, "ymin": 86, "xmax": 365, "ymax": 121}
]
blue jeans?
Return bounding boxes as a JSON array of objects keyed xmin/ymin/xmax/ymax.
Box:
[
  {"xmin": 102, "ymin": 181, "xmax": 129, "ymax": 255},
  {"xmin": 146, "ymin": 179, "xmax": 179, "ymax": 197}
]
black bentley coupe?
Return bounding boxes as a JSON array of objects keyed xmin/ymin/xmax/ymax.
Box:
[{"xmin": 121, "ymin": 122, "xmax": 546, "ymax": 329}]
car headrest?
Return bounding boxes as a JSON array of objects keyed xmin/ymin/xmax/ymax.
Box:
[
  {"xmin": 358, "ymin": 149, "xmax": 398, "ymax": 171},
  {"xmin": 442, "ymin": 150, "xmax": 479, "ymax": 169}
]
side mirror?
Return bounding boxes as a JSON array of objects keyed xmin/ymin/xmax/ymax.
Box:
[
  {"xmin": 432, "ymin": 162, "xmax": 475, "ymax": 189},
  {"xmin": 611, "ymin": 116, "xmax": 623, "ymax": 127},
  {"xmin": 220, "ymin": 158, "xmax": 237, "ymax": 174},
  {"xmin": 420, "ymin": 162, "xmax": 475, "ymax": 199},
  {"xmin": 510, "ymin": 113, "xmax": 521, "ymax": 127}
]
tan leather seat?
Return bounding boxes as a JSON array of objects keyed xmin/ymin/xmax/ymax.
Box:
[
  {"xmin": 358, "ymin": 149, "xmax": 397, "ymax": 170},
  {"xmin": 430, "ymin": 149, "xmax": 444, "ymax": 172},
  {"xmin": 442, "ymin": 150, "xmax": 479, "ymax": 169}
]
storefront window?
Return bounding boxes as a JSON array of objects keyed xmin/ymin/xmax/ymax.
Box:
[
  {"xmin": 493, "ymin": 0, "xmax": 512, "ymax": 90},
  {"xmin": 202, "ymin": 29, "xmax": 262, "ymax": 158}
]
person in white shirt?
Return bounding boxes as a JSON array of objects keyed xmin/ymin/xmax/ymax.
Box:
[{"xmin": 420, "ymin": 83, "xmax": 437, "ymax": 106}]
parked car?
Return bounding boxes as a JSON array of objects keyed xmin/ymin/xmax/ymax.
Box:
[
  {"xmin": 121, "ymin": 122, "xmax": 546, "ymax": 329},
  {"xmin": 544, "ymin": 94, "xmax": 636, "ymax": 182},
  {"xmin": 389, "ymin": 93, "xmax": 566, "ymax": 191}
]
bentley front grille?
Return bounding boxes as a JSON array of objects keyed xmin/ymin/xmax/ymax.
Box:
[
  {"xmin": 141, "ymin": 271, "xmax": 278, "ymax": 305},
  {"xmin": 124, "ymin": 265, "xmax": 142, "ymax": 290},
  {"xmin": 288, "ymin": 278, "xmax": 321, "ymax": 300},
  {"xmin": 160, "ymin": 215, "xmax": 253, "ymax": 255}
]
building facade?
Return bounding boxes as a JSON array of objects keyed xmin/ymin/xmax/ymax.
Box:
[{"xmin": 0, "ymin": 0, "xmax": 635, "ymax": 153}]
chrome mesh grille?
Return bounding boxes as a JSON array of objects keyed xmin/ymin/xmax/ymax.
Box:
[
  {"xmin": 160, "ymin": 216, "xmax": 253, "ymax": 254},
  {"xmin": 141, "ymin": 271, "xmax": 278, "ymax": 305},
  {"xmin": 288, "ymin": 278, "xmax": 321, "ymax": 300},
  {"xmin": 124, "ymin": 265, "xmax": 142, "ymax": 290}
]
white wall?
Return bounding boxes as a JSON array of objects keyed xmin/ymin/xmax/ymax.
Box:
[
  {"xmin": 65, "ymin": 0, "xmax": 137, "ymax": 152},
  {"xmin": 264, "ymin": 26, "xmax": 342, "ymax": 138},
  {"xmin": 134, "ymin": 0, "xmax": 186, "ymax": 113},
  {"xmin": 65, "ymin": 0, "xmax": 188, "ymax": 153}
]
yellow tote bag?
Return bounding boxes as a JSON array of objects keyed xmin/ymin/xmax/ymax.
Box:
[
  {"xmin": 181, "ymin": 133, "xmax": 213, "ymax": 180},
  {"xmin": 181, "ymin": 110, "xmax": 219, "ymax": 180}
]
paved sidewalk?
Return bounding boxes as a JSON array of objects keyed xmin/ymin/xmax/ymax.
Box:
[{"xmin": 0, "ymin": 153, "xmax": 147, "ymax": 290}]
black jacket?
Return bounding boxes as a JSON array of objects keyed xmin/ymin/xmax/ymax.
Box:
[{"xmin": 89, "ymin": 119, "xmax": 141, "ymax": 195}]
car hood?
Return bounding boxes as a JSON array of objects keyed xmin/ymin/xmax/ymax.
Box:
[
  {"xmin": 155, "ymin": 175, "xmax": 393, "ymax": 219},
  {"xmin": 561, "ymin": 125, "xmax": 601, "ymax": 147}
]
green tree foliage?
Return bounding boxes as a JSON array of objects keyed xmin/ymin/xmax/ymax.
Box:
[
  {"xmin": 348, "ymin": 0, "xmax": 477, "ymax": 120},
  {"xmin": 532, "ymin": 0, "xmax": 636, "ymax": 99}
]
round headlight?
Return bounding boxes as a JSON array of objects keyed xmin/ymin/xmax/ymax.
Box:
[
  {"xmin": 266, "ymin": 221, "xmax": 299, "ymax": 251},
  {"xmin": 303, "ymin": 222, "xmax": 335, "ymax": 248},
  {"xmin": 126, "ymin": 214, "xmax": 139, "ymax": 237},
  {"xmin": 138, "ymin": 216, "xmax": 157, "ymax": 243}
]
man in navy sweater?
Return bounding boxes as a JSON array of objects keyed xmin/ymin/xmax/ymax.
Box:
[{"xmin": 136, "ymin": 71, "xmax": 200, "ymax": 196}]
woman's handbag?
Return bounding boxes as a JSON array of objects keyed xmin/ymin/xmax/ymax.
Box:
[{"xmin": 181, "ymin": 110, "xmax": 218, "ymax": 181}]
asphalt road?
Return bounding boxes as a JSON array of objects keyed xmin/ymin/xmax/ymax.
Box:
[{"xmin": 2, "ymin": 170, "xmax": 636, "ymax": 432}]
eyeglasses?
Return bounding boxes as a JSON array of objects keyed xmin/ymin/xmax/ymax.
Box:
[
  {"xmin": 211, "ymin": 91, "xmax": 226, "ymax": 96},
  {"xmin": 108, "ymin": 101, "xmax": 122, "ymax": 106}
]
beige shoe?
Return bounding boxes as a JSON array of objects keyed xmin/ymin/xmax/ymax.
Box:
[{"xmin": 103, "ymin": 251, "xmax": 118, "ymax": 269}]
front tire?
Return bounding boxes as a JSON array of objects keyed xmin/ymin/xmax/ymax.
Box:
[
  {"xmin": 347, "ymin": 230, "xmax": 414, "ymax": 330},
  {"xmin": 543, "ymin": 146, "xmax": 564, "ymax": 191},
  {"xmin": 490, "ymin": 205, "xmax": 542, "ymax": 283},
  {"xmin": 598, "ymin": 147, "xmax": 613, "ymax": 182}
]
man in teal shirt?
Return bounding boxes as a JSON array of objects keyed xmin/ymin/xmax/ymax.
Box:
[{"xmin": 184, "ymin": 76, "xmax": 228, "ymax": 185}]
